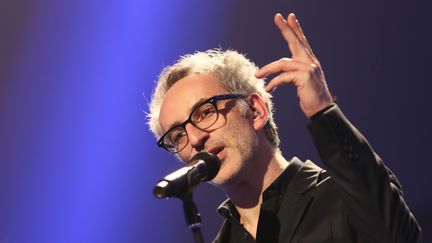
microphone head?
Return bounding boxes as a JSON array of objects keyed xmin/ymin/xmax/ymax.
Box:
[
  {"xmin": 190, "ymin": 152, "xmax": 221, "ymax": 181},
  {"xmin": 152, "ymin": 152, "xmax": 221, "ymax": 199}
]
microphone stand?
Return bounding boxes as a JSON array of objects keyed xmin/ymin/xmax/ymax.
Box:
[{"xmin": 180, "ymin": 193, "xmax": 205, "ymax": 243}]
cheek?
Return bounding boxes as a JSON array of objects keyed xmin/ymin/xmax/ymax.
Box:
[
  {"xmin": 225, "ymin": 117, "xmax": 258, "ymax": 150},
  {"xmin": 178, "ymin": 146, "xmax": 194, "ymax": 163}
]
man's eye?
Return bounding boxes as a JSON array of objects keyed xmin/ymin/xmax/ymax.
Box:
[
  {"xmin": 170, "ymin": 130, "xmax": 187, "ymax": 144},
  {"xmin": 196, "ymin": 106, "xmax": 216, "ymax": 121}
]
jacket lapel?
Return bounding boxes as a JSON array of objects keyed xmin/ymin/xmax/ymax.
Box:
[{"xmin": 278, "ymin": 158, "xmax": 323, "ymax": 242}]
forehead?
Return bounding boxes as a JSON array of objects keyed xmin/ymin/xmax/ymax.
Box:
[{"xmin": 159, "ymin": 74, "xmax": 228, "ymax": 131}]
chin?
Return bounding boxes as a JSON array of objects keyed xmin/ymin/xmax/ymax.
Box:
[
  {"xmin": 210, "ymin": 169, "xmax": 240, "ymax": 189},
  {"xmin": 209, "ymin": 154, "xmax": 245, "ymax": 188},
  {"xmin": 209, "ymin": 174, "xmax": 227, "ymax": 188}
]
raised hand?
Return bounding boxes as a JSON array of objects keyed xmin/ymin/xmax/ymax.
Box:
[{"xmin": 255, "ymin": 13, "xmax": 333, "ymax": 118}]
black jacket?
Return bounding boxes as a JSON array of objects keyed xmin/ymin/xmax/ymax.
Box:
[{"xmin": 213, "ymin": 105, "xmax": 421, "ymax": 243}]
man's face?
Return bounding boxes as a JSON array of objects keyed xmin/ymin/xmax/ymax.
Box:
[{"xmin": 158, "ymin": 74, "xmax": 259, "ymax": 187}]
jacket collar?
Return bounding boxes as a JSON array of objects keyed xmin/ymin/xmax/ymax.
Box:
[
  {"xmin": 288, "ymin": 157, "xmax": 323, "ymax": 194},
  {"xmin": 217, "ymin": 157, "xmax": 323, "ymax": 217}
]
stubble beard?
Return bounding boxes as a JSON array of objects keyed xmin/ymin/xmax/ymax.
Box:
[{"xmin": 209, "ymin": 127, "xmax": 258, "ymax": 189}]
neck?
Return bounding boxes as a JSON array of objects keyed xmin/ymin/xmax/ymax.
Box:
[
  {"xmin": 222, "ymin": 147, "xmax": 289, "ymax": 237},
  {"xmin": 224, "ymin": 149, "xmax": 288, "ymax": 206}
]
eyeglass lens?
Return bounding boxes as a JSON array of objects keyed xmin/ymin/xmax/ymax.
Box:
[{"xmin": 164, "ymin": 101, "xmax": 219, "ymax": 152}]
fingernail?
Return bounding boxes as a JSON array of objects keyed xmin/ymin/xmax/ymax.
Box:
[{"xmin": 290, "ymin": 13, "xmax": 298, "ymax": 22}]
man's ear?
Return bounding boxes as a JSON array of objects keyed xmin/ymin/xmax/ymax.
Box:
[{"xmin": 248, "ymin": 93, "xmax": 269, "ymax": 131}]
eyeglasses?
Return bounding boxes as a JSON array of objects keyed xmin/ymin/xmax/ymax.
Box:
[{"xmin": 157, "ymin": 94, "xmax": 246, "ymax": 153}]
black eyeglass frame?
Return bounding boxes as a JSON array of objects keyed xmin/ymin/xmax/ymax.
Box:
[{"xmin": 157, "ymin": 93, "xmax": 246, "ymax": 153}]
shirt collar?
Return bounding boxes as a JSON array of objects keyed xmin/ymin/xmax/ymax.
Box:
[{"xmin": 217, "ymin": 157, "xmax": 314, "ymax": 220}]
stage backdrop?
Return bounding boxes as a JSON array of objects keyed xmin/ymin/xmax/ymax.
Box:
[{"xmin": 1, "ymin": 0, "xmax": 431, "ymax": 242}]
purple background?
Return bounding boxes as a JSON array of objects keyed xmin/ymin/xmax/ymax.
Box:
[{"xmin": 1, "ymin": 0, "xmax": 431, "ymax": 242}]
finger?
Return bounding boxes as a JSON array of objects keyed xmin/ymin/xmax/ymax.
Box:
[
  {"xmin": 255, "ymin": 58, "xmax": 312, "ymax": 78},
  {"xmin": 287, "ymin": 14, "xmax": 310, "ymax": 50},
  {"xmin": 274, "ymin": 13, "xmax": 309, "ymax": 58},
  {"xmin": 264, "ymin": 71, "xmax": 302, "ymax": 92},
  {"xmin": 288, "ymin": 13, "xmax": 318, "ymax": 61}
]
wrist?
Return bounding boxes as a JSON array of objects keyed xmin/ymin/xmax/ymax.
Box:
[{"xmin": 309, "ymin": 103, "xmax": 335, "ymax": 119}]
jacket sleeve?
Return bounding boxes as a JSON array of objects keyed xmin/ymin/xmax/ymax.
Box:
[{"xmin": 307, "ymin": 104, "xmax": 421, "ymax": 243}]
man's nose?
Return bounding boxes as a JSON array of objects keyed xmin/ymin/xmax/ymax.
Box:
[{"xmin": 185, "ymin": 123, "xmax": 209, "ymax": 150}]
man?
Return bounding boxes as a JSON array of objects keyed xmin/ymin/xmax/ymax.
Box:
[{"xmin": 148, "ymin": 13, "xmax": 421, "ymax": 242}]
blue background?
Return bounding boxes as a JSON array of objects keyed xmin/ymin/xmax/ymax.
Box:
[{"xmin": 1, "ymin": 0, "xmax": 431, "ymax": 242}]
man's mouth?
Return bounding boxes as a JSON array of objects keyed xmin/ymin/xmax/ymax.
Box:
[{"xmin": 207, "ymin": 146, "xmax": 225, "ymax": 160}]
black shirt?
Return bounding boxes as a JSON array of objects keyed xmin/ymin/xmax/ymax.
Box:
[{"xmin": 216, "ymin": 158, "xmax": 312, "ymax": 243}]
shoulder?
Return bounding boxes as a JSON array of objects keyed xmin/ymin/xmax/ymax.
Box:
[{"xmin": 287, "ymin": 157, "xmax": 332, "ymax": 193}]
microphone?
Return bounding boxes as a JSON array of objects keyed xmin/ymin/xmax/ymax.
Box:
[{"xmin": 153, "ymin": 152, "xmax": 221, "ymax": 199}]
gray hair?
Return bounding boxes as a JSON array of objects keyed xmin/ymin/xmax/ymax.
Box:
[{"xmin": 147, "ymin": 49, "xmax": 280, "ymax": 147}]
